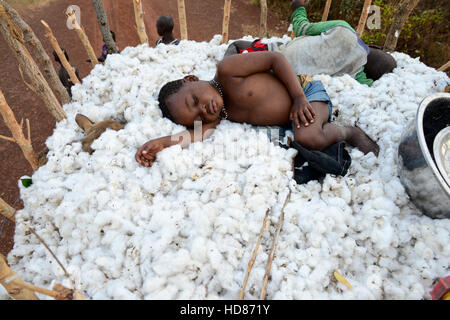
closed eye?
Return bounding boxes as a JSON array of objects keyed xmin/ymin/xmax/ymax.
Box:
[{"xmin": 193, "ymin": 95, "xmax": 199, "ymax": 106}]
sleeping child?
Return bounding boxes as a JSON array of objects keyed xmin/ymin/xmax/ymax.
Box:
[{"xmin": 135, "ymin": 51, "xmax": 379, "ymax": 167}]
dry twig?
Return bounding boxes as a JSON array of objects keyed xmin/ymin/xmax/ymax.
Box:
[
  {"xmin": 437, "ymin": 61, "xmax": 450, "ymax": 72},
  {"xmin": 0, "ymin": 7, "xmax": 66, "ymax": 121},
  {"xmin": 0, "ymin": 89, "xmax": 39, "ymax": 170},
  {"xmin": 65, "ymin": 9, "xmax": 98, "ymax": 67},
  {"xmin": 238, "ymin": 208, "xmax": 270, "ymax": 299},
  {"xmin": 177, "ymin": 0, "xmax": 188, "ymax": 40},
  {"xmin": 222, "ymin": 0, "xmax": 232, "ymax": 44},
  {"xmin": 260, "ymin": 190, "xmax": 291, "ymax": 300},
  {"xmin": 41, "ymin": 20, "xmax": 80, "ymax": 85},
  {"xmin": 133, "ymin": 0, "xmax": 148, "ymax": 45},
  {"xmin": 0, "ymin": 254, "xmax": 38, "ymax": 299},
  {"xmin": 356, "ymin": 0, "xmax": 372, "ymax": 37},
  {"xmin": 321, "ymin": 0, "xmax": 332, "ymax": 21},
  {"xmin": 1, "ymin": 255, "xmax": 83, "ymax": 300},
  {"xmin": 26, "ymin": 224, "xmax": 69, "ymax": 278},
  {"xmin": 0, "ymin": 0, "xmax": 70, "ymax": 104},
  {"xmin": 0, "ymin": 197, "xmax": 15, "ymax": 222},
  {"xmin": 259, "ymin": 0, "xmax": 267, "ymax": 38}
]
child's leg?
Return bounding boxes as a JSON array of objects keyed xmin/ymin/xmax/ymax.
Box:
[
  {"xmin": 292, "ymin": 6, "xmax": 353, "ymax": 37},
  {"xmin": 294, "ymin": 101, "xmax": 379, "ymax": 156}
]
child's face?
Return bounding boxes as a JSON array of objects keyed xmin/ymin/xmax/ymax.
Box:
[
  {"xmin": 156, "ymin": 23, "xmax": 170, "ymax": 36},
  {"xmin": 156, "ymin": 24, "xmax": 164, "ymax": 36},
  {"xmin": 167, "ymin": 80, "xmax": 224, "ymax": 127}
]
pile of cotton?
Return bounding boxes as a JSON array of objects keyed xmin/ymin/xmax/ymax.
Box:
[{"xmin": 4, "ymin": 35, "xmax": 449, "ymax": 300}]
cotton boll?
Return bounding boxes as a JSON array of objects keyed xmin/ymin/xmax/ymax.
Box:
[{"xmin": 384, "ymin": 279, "xmax": 406, "ymax": 299}]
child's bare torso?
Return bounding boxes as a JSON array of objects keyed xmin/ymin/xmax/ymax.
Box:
[{"xmin": 219, "ymin": 71, "xmax": 293, "ymax": 127}]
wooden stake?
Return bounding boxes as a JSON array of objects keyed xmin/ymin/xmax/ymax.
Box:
[
  {"xmin": 321, "ymin": 0, "xmax": 332, "ymax": 21},
  {"xmin": 260, "ymin": 190, "xmax": 291, "ymax": 300},
  {"xmin": 133, "ymin": 0, "xmax": 148, "ymax": 45},
  {"xmin": 238, "ymin": 208, "xmax": 270, "ymax": 300},
  {"xmin": 222, "ymin": 0, "xmax": 232, "ymax": 44},
  {"xmin": 91, "ymin": 0, "xmax": 118, "ymax": 54},
  {"xmin": 0, "ymin": 1, "xmax": 70, "ymax": 104},
  {"xmin": 0, "ymin": 197, "xmax": 15, "ymax": 222},
  {"xmin": 259, "ymin": 0, "xmax": 267, "ymax": 38},
  {"xmin": 0, "ymin": 254, "xmax": 39, "ymax": 300},
  {"xmin": 1, "ymin": 253, "xmax": 83, "ymax": 300},
  {"xmin": 437, "ymin": 60, "xmax": 450, "ymax": 72},
  {"xmin": 0, "ymin": 90, "xmax": 39, "ymax": 171},
  {"xmin": 356, "ymin": 0, "xmax": 372, "ymax": 37},
  {"xmin": 66, "ymin": 9, "xmax": 98, "ymax": 67},
  {"xmin": 0, "ymin": 11, "xmax": 66, "ymax": 121},
  {"xmin": 384, "ymin": 0, "xmax": 421, "ymax": 51},
  {"xmin": 41, "ymin": 20, "xmax": 80, "ymax": 85},
  {"xmin": 177, "ymin": 0, "xmax": 188, "ymax": 40}
]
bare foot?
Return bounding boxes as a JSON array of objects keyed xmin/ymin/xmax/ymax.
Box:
[{"xmin": 346, "ymin": 126, "xmax": 380, "ymax": 156}]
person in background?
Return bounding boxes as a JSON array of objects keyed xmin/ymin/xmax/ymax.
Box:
[
  {"xmin": 224, "ymin": 0, "xmax": 397, "ymax": 86},
  {"xmin": 98, "ymin": 30, "xmax": 120, "ymax": 62},
  {"xmin": 289, "ymin": 0, "xmax": 396, "ymax": 85},
  {"xmin": 87, "ymin": 30, "xmax": 120, "ymax": 63},
  {"xmin": 53, "ymin": 48, "xmax": 81, "ymax": 99},
  {"xmin": 156, "ymin": 15, "xmax": 180, "ymax": 46}
]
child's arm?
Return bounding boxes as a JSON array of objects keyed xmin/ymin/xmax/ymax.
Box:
[
  {"xmin": 135, "ymin": 119, "xmax": 219, "ymax": 167},
  {"xmin": 217, "ymin": 51, "xmax": 315, "ymax": 128}
]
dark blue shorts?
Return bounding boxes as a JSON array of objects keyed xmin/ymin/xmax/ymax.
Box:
[{"xmin": 303, "ymin": 80, "xmax": 333, "ymax": 123}]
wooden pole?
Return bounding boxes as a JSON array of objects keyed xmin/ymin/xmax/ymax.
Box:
[
  {"xmin": 356, "ymin": 0, "xmax": 372, "ymax": 37},
  {"xmin": 0, "ymin": 254, "xmax": 39, "ymax": 300},
  {"xmin": 0, "ymin": 197, "xmax": 15, "ymax": 222},
  {"xmin": 321, "ymin": 0, "xmax": 332, "ymax": 21},
  {"xmin": 437, "ymin": 61, "xmax": 450, "ymax": 72},
  {"xmin": 1, "ymin": 254, "xmax": 82, "ymax": 300},
  {"xmin": 91, "ymin": 0, "xmax": 118, "ymax": 54},
  {"xmin": 384, "ymin": 0, "xmax": 421, "ymax": 52},
  {"xmin": 238, "ymin": 208, "xmax": 270, "ymax": 300},
  {"xmin": 0, "ymin": 9, "xmax": 66, "ymax": 121},
  {"xmin": 66, "ymin": 9, "xmax": 98, "ymax": 67},
  {"xmin": 222, "ymin": 0, "xmax": 231, "ymax": 44},
  {"xmin": 133, "ymin": 0, "xmax": 148, "ymax": 45},
  {"xmin": 0, "ymin": 1, "xmax": 70, "ymax": 104},
  {"xmin": 260, "ymin": 190, "xmax": 291, "ymax": 300},
  {"xmin": 177, "ymin": 0, "xmax": 188, "ymax": 40},
  {"xmin": 259, "ymin": 0, "xmax": 267, "ymax": 38},
  {"xmin": 41, "ymin": 20, "xmax": 80, "ymax": 85},
  {"xmin": 0, "ymin": 90, "xmax": 39, "ymax": 171}
]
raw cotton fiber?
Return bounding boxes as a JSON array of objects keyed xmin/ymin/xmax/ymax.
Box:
[{"xmin": 5, "ymin": 35, "xmax": 450, "ymax": 300}]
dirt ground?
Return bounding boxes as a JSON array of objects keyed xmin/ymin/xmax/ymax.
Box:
[{"xmin": 0, "ymin": 0, "xmax": 289, "ymax": 256}]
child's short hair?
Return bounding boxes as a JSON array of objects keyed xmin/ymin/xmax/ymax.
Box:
[
  {"xmin": 53, "ymin": 48, "xmax": 69, "ymax": 64},
  {"xmin": 365, "ymin": 45, "xmax": 397, "ymax": 81},
  {"xmin": 156, "ymin": 16, "xmax": 174, "ymax": 34},
  {"xmin": 158, "ymin": 79, "xmax": 183, "ymax": 121}
]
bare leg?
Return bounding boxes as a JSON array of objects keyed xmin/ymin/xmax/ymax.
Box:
[{"xmin": 294, "ymin": 101, "xmax": 379, "ymax": 156}]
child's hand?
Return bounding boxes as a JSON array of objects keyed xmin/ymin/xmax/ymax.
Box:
[
  {"xmin": 290, "ymin": 96, "xmax": 315, "ymax": 128},
  {"xmin": 135, "ymin": 140, "xmax": 165, "ymax": 167}
]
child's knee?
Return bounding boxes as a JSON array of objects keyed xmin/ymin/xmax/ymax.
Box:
[{"xmin": 294, "ymin": 129, "xmax": 328, "ymax": 151}]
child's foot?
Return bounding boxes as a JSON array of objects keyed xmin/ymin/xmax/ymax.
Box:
[{"xmin": 347, "ymin": 126, "xmax": 380, "ymax": 156}]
